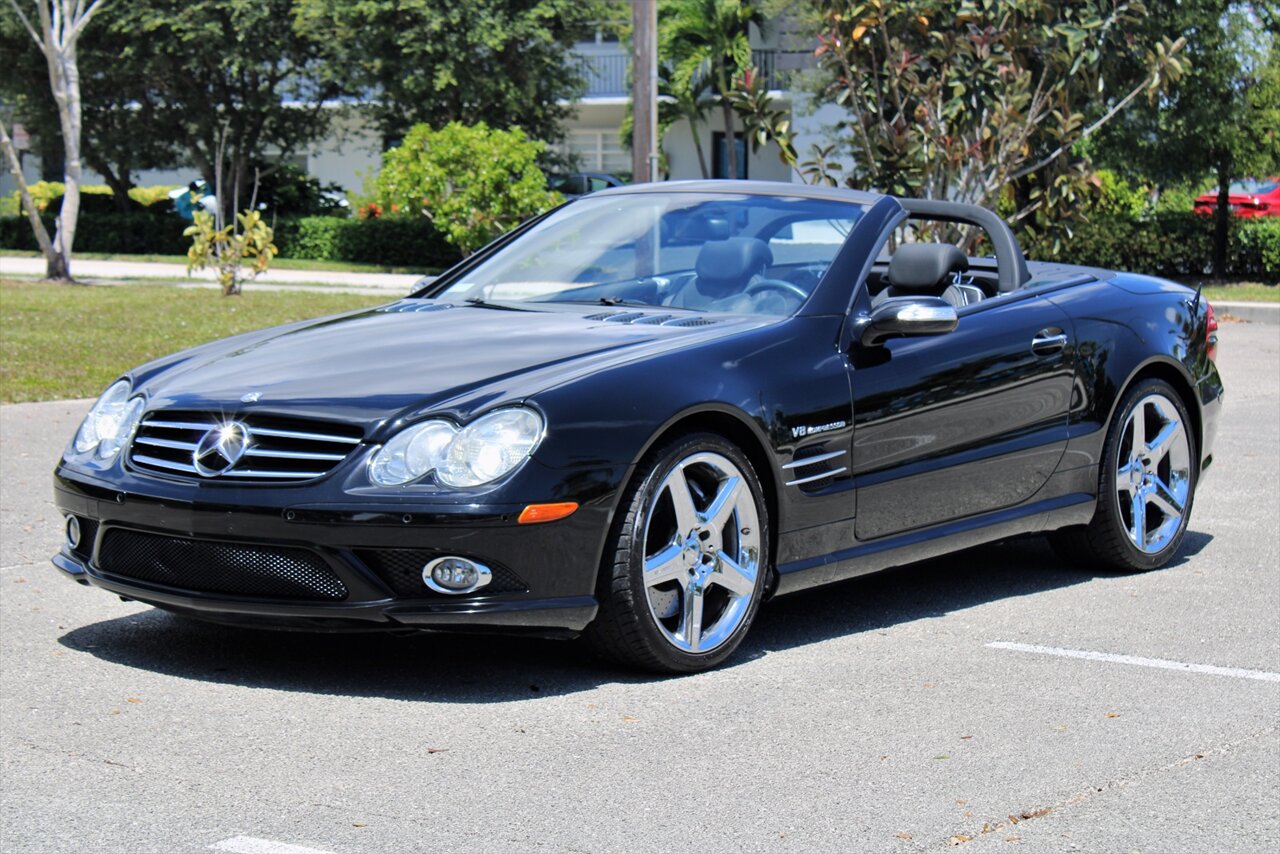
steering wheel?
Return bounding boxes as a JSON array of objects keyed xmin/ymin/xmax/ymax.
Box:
[{"xmin": 746, "ymin": 279, "xmax": 809, "ymax": 301}]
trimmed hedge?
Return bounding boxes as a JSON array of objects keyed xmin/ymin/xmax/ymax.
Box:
[
  {"xmin": 0, "ymin": 209, "xmax": 192, "ymax": 255},
  {"xmin": 1026, "ymin": 213, "xmax": 1279, "ymax": 281},
  {"xmin": 0, "ymin": 212, "xmax": 461, "ymax": 270},
  {"xmin": 272, "ymin": 216, "xmax": 460, "ymax": 269},
  {"xmin": 2, "ymin": 209, "xmax": 1272, "ymax": 280}
]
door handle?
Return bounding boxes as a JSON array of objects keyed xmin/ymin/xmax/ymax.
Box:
[{"xmin": 1031, "ymin": 329, "xmax": 1069, "ymax": 354}]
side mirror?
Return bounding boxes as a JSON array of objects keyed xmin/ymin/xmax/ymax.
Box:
[{"xmin": 858, "ymin": 297, "xmax": 958, "ymax": 347}]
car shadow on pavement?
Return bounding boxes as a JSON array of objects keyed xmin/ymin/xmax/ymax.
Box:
[{"xmin": 58, "ymin": 531, "xmax": 1212, "ymax": 702}]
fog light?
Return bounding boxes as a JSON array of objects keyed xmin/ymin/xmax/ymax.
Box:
[
  {"xmin": 423, "ymin": 556, "xmax": 492, "ymax": 595},
  {"xmin": 65, "ymin": 515, "xmax": 81, "ymax": 550}
]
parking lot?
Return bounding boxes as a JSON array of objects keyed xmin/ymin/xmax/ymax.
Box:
[{"xmin": 1, "ymin": 319, "xmax": 1276, "ymax": 853}]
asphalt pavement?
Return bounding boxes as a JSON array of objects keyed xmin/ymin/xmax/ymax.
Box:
[{"xmin": 1, "ymin": 320, "xmax": 1276, "ymax": 853}]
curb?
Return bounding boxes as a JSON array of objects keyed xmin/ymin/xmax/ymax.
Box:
[{"xmin": 1213, "ymin": 301, "xmax": 1279, "ymax": 325}]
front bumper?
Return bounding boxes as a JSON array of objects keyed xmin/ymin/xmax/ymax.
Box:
[{"xmin": 52, "ymin": 471, "xmax": 608, "ymax": 636}]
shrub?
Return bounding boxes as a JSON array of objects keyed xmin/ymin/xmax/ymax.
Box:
[
  {"xmin": 8, "ymin": 182, "xmax": 178, "ymax": 217},
  {"xmin": 0, "ymin": 208, "xmax": 191, "ymax": 255},
  {"xmin": 273, "ymin": 216, "xmax": 459, "ymax": 269},
  {"xmin": 1024, "ymin": 213, "xmax": 1278, "ymax": 282},
  {"xmin": 128, "ymin": 185, "xmax": 181, "ymax": 207},
  {"xmin": 253, "ymin": 163, "xmax": 350, "ymax": 218},
  {"xmin": 1235, "ymin": 217, "xmax": 1280, "ymax": 278},
  {"xmin": 371, "ymin": 122, "xmax": 561, "ymax": 254},
  {"xmin": 1, "ymin": 211, "xmax": 460, "ymax": 269}
]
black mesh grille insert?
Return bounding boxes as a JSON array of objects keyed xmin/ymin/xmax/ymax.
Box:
[
  {"xmin": 98, "ymin": 529, "xmax": 347, "ymax": 601},
  {"xmin": 356, "ymin": 549, "xmax": 528, "ymax": 597}
]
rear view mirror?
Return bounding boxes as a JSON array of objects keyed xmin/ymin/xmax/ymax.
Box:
[{"xmin": 859, "ymin": 297, "xmax": 958, "ymax": 347}]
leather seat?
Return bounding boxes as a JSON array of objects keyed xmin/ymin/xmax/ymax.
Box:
[
  {"xmin": 667, "ymin": 238, "xmax": 773, "ymax": 310},
  {"xmin": 873, "ymin": 243, "xmax": 980, "ymax": 308}
]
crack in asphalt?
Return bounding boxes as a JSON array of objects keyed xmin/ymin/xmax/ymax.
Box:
[{"xmin": 928, "ymin": 722, "xmax": 1280, "ymax": 850}]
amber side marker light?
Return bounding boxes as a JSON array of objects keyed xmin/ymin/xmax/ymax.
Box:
[{"xmin": 518, "ymin": 502, "xmax": 579, "ymax": 524}]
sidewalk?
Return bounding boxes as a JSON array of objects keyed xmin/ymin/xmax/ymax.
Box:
[
  {"xmin": 1213, "ymin": 300, "xmax": 1279, "ymax": 325},
  {"xmin": 0, "ymin": 256, "xmax": 423, "ymax": 292}
]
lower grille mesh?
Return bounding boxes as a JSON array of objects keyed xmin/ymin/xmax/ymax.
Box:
[
  {"xmin": 98, "ymin": 530, "xmax": 347, "ymax": 601},
  {"xmin": 357, "ymin": 549, "xmax": 527, "ymax": 597}
]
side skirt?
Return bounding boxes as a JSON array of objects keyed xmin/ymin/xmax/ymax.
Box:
[{"xmin": 772, "ymin": 492, "xmax": 1096, "ymax": 597}]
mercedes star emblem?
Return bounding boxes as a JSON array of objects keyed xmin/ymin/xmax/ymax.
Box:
[{"xmin": 193, "ymin": 422, "xmax": 251, "ymax": 477}]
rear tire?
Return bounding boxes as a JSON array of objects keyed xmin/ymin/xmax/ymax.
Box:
[
  {"xmin": 1051, "ymin": 378, "xmax": 1197, "ymax": 572},
  {"xmin": 586, "ymin": 433, "xmax": 769, "ymax": 673}
]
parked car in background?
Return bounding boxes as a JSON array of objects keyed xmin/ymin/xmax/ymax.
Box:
[
  {"xmin": 1193, "ymin": 178, "xmax": 1279, "ymax": 218},
  {"xmin": 547, "ymin": 172, "xmax": 624, "ymax": 198}
]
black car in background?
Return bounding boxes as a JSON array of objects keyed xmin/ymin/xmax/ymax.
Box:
[
  {"xmin": 53, "ymin": 181, "xmax": 1223, "ymax": 672},
  {"xmin": 547, "ymin": 171, "xmax": 625, "ymax": 197}
]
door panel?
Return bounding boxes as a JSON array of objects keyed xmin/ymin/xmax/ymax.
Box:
[{"xmin": 850, "ymin": 294, "xmax": 1074, "ymax": 540}]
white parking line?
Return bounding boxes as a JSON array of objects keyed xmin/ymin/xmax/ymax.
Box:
[
  {"xmin": 987, "ymin": 641, "xmax": 1280, "ymax": 683},
  {"xmin": 209, "ymin": 837, "xmax": 336, "ymax": 854}
]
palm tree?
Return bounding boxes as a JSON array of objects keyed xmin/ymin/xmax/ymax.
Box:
[
  {"xmin": 661, "ymin": 65, "xmax": 717, "ymax": 178},
  {"xmin": 660, "ymin": 0, "xmax": 763, "ymax": 180}
]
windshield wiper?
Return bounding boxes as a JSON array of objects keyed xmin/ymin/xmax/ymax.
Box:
[
  {"xmin": 598, "ymin": 296, "xmax": 651, "ymax": 307},
  {"xmin": 459, "ymin": 296, "xmax": 535, "ymax": 312}
]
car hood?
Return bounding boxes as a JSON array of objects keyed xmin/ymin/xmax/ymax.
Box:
[{"xmin": 136, "ymin": 300, "xmax": 766, "ymax": 430}]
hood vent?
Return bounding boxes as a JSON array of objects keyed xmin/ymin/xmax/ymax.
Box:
[
  {"xmin": 585, "ymin": 310, "xmax": 720, "ymax": 328},
  {"xmin": 378, "ymin": 301, "xmax": 453, "ymax": 314}
]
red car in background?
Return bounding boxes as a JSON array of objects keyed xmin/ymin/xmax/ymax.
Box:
[{"xmin": 1194, "ymin": 178, "xmax": 1280, "ymax": 217}]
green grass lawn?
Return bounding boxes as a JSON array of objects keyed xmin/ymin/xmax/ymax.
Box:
[
  {"xmin": 1198, "ymin": 282, "xmax": 1280, "ymax": 303},
  {"xmin": 0, "ymin": 249, "xmax": 428, "ymax": 275},
  {"xmin": 0, "ymin": 280, "xmax": 389, "ymax": 403}
]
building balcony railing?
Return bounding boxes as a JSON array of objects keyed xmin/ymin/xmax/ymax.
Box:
[{"xmin": 577, "ymin": 48, "xmax": 807, "ymax": 99}]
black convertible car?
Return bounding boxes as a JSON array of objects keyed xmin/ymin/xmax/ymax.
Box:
[{"xmin": 53, "ymin": 181, "xmax": 1223, "ymax": 672}]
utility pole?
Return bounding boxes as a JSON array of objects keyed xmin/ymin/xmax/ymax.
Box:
[{"xmin": 631, "ymin": 0, "xmax": 659, "ymax": 183}]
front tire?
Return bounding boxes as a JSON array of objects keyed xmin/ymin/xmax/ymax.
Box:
[
  {"xmin": 1052, "ymin": 378, "xmax": 1197, "ymax": 572},
  {"xmin": 586, "ymin": 433, "xmax": 769, "ymax": 673}
]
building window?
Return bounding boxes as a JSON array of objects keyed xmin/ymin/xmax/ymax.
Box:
[
  {"xmin": 712, "ymin": 132, "xmax": 748, "ymax": 180},
  {"xmin": 558, "ymin": 130, "xmax": 630, "ymax": 176}
]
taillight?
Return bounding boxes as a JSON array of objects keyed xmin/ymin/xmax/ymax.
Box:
[{"xmin": 1205, "ymin": 301, "xmax": 1218, "ymax": 361}]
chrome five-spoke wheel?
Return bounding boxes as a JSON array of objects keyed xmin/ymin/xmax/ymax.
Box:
[
  {"xmin": 1115, "ymin": 392, "xmax": 1192, "ymax": 554},
  {"xmin": 587, "ymin": 434, "xmax": 769, "ymax": 672},
  {"xmin": 1051, "ymin": 378, "xmax": 1198, "ymax": 572},
  {"xmin": 642, "ymin": 451, "xmax": 761, "ymax": 654}
]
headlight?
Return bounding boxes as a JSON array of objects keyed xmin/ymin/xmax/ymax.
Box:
[
  {"xmin": 368, "ymin": 407, "xmax": 544, "ymax": 488},
  {"xmin": 368, "ymin": 420, "xmax": 456, "ymax": 486},
  {"xmin": 71, "ymin": 380, "xmax": 146, "ymax": 461}
]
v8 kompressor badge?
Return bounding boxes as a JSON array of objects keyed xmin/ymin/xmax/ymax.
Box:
[{"xmin": 791, "ymin": 420, "xmax": 847, "ymax": 439}]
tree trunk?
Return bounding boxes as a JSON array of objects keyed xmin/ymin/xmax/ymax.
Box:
[
  {"xmin": 91, "ymin": 158, "xmax": 135, "ymax": 212},
  {"xmin": 1212, "ymin": 164, "xmax": 1230, "ymax": 280},
  {"xmin": 0, "ymin": 123, "xmax": 61, "ymax": 276},
  {"xmin": 690, "ymin": 121, "xmax": 709, "ymax": 179},
  {"xmin": 722, "ymin": 99, "xmax": 737, "ymax": 179}
]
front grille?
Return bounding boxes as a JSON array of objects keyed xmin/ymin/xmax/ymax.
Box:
[
  {"xmin": 356, "ymin": 548, "xmax": 528, "ymax": 597},
  {"xmin": 98, "ymin": 529, "xmax": 348, "ymax": 601},
  {"xmin": 129, "ymin": 411, "xmax": 362, "ymax": 482}
]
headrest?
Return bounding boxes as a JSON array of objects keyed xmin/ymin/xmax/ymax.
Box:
[
  {"xmin": 694, "ymin": 238, "xmax": 774, "ymax": 297},
  {"xmin": 887, "ymin": 243, "xmax": 970, "ymax": 292}
]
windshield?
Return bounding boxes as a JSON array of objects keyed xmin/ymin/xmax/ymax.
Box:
[
  {"xmin": 436, "ymin": 192, "xmax": 867, "ymax": 316},
  {"xmin": 1228, "ymin": 180, "xmax": 1278, "ymax": 194}
]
